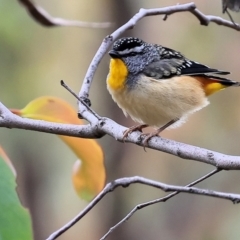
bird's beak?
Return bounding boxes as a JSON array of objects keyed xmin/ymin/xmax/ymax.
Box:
[{"xmin": 108, "ymin": 50, "xmax": 120, "ymax": 58}]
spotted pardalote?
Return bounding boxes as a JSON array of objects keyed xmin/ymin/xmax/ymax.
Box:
[{"xmin": 106, "ymin": 37, "xmax": 239, "ymax": 145}]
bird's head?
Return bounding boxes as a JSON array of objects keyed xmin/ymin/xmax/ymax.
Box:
[{"xmin": 109, "ymin": 37, "xmax": 160, "ymax": 74}]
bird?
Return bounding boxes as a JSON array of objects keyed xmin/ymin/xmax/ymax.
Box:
[
  {"xmin": 106, "ymin": 37, "xmax": 239, "ymax": 146},
  {"xmin": 222, "ymin": 0, "xmax": 240, "ymax": 13},
  {"xmin": 222, "ymin": 0, "xmax": 240, "ymax": 24}
]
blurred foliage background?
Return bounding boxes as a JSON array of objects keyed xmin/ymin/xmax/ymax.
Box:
[{"xmin": 1, "ymin": 0, "xmax": 240, "ymax": 239}]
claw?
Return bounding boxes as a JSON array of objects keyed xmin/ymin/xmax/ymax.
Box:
[
  {"xmin": 141, "ymin": 131, "xmax": 161, "ymax": 152},
  {"xmin": 122, "ymin": 124, "xmax": 148, "ymax": 142},
  {"xmin": 141, "ymin": 119, "xmax": 179, "ymax": 151}
]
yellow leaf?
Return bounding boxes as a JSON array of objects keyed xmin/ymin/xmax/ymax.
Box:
[{"xmin": 11, "ymin": 96, "xmax": 105, "ymax": 201}]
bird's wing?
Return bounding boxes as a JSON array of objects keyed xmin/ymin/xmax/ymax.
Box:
[
  {"xmin": 143, "ymin": 58, "xmax": 240, "ymax": 87},
  {"xmin": 143, "ymin": 59, "xmax": 228, "ymax": 78},
  {"xmin": 142, "ymin": 58, "xmax": 239, "ymax": 86},
  {"xmin": 179, "ymin": 61, "xmax": 229, "ymax": 75},
  {"xmin": 142, "ymin": 46, "xmax": 239, "ymax": 86},
  {"xmin": 143, "ymin": 45, "xmax": 229, "ymax": 78}
]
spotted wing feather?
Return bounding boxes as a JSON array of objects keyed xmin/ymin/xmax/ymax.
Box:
[{"xmin": 143, "ymin": 46, "xmax": 230, "ymax": 80}]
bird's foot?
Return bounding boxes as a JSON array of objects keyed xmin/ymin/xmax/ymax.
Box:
[
  {"xmin": 141, "ymin": 119, "xmax": 179, "ymax": 151},
  {"xmin": 123, "ymin": 124, "xmax": 148, "ymax": 142},
  {"xmin": 141, "ymin": 130, "xmax": 162, "ymax": 152}
]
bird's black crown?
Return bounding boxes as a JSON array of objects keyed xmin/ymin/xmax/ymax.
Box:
[{"xmin": 112, "ymin": 37, "xmax": 144, "ymax": 52}]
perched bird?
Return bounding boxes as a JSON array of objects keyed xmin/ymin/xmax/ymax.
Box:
[
  {"xmin": 106, "ymin": 37, "xmax": 239, "ymax": 146},
  {"xmin": 222, "ymin": 0, "xmax": 240, "ymax": 24},
  {"xmin": 222, "ymin": 0, "xmax": 240, "ymax": 13}
]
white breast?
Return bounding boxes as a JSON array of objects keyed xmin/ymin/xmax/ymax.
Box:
[{"xmin": 107, "ymin": 75, "xmax": 209, "ymax": 128}]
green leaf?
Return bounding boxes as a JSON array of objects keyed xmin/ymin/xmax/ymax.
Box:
[{"xmin": 0, "ymin": 156, "xmax": 33, "ymax": 240}]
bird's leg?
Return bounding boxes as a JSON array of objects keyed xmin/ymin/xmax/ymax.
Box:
[
  {"xmin": 142, "ymin": 119, "xmax": 179, "ymax": 148},
  {"xmin": 123, "ymin": 124, "xmax": 148, "ymax": 142}
]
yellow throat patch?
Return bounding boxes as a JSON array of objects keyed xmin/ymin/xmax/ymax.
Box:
[{"xmin": 107, "ymin": 59, "xmax": 128, "ymax": 91}]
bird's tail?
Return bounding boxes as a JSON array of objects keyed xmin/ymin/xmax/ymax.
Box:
[
  {"xmin": 206, "ymin": 75, "xmax": 240, "ymax": 87},
  {"xmin": 196, "ymin": 75, "xmax": 239, "ymax": 96}
]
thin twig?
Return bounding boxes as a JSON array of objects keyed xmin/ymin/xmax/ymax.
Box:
[
  {"xmin": 18, "ymin": 0, "xmax": 112, "ymax": 28},
  {"xmin": 60, "ymin": 80, "xmax": 101, "ymax": 121},
  {"xmin": 225, "ymin": 9, "xmax": 238, "ymax": 25},
  {"xmin": 100, "ymin": 168, "xmax": 222, "ymax": 240},
  {"xmin": 46, "ymin": 172, "xmax": 240, "ymax": 240}
]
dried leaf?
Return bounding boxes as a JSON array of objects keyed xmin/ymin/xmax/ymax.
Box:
[{"xmin": 11, "ymin": 96, "xmax": 105, "ymax": 201}]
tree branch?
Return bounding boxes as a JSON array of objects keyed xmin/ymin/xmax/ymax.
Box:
[
  {"xmin": 0, "ymin": 102, "xmax": 104, "ymax": 138},
  {"xmin": 190, "ymin": 8, "xmax": 240, "ymax": 29},
  {"xmin": 46, "ymin": 172, "xmax": 240, "ymax": 240},
  {"xmin": 100, "ymin": 168, "xmax": 222, "ymax": 240},
  {"xmin": 18, "ymin": 0, "xmax": 112, "ymax": 28},
  {"xmin": 1, "ymin": 101, "xmax": 240, "ymax": 169}
]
